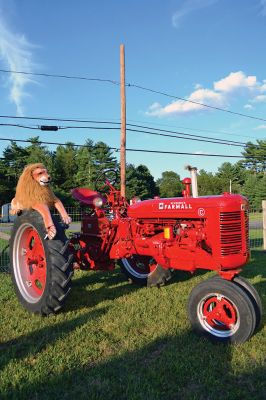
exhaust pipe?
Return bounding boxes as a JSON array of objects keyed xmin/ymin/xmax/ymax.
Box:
[{"xmin": 185, "ymin": 165, "xmax": 198, "ymax": 197}]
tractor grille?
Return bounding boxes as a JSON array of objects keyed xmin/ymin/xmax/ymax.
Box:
[
  {"xmin": 245, "ymin": 210, "xmax": 249, "ymax": 252},
  {"xmin": 220, "ymin": 211, "xmax": 242, "ymax": 256}
]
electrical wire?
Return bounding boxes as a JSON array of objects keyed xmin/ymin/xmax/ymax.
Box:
[
  {"xmin": 0, "ymin": 123, "xmax": 40, "ymax": 130},
  {"xmin": 0, "ymin": 68, "xmax": 120, "ymax": 86},
  {"xmin": 127, "ymin": 118, "xmax": 256, "ymax": 140},
  {"xmin": 0, "ymin": 113, "xmax": 257, "ymax": 141},
  {"xmin": 0, "ymin": 122, "xmax": 248, "ymax": 147},
  {"xmin": 1, "ymin": 68, "xmax": 266, "ymax": 122},
  {"xmin": 126, "ymin": 124, "xmax": 245, "ymax": 146},
  {"xmin": 0, "ymin": 114, "xmax": 121, "ymax": 125},
  {"xmin": 127, "ymin": 83, "xmax": 266, "ymax": 123},
  {"xmin": 126, "ymin": 128, "xmax": 244, "ymax": 147},
  {"xmin": 0, "ymin": 137, "xmax": 264, "ymax": 159}
]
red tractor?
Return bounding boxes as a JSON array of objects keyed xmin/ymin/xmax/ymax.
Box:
[{"xmin": 10, "ymin": 172, "xmax": 262, "ymax": 344}]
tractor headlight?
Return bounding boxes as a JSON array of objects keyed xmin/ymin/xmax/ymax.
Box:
[{"xmin": 93, "ymin": 197, "xmax": 103, "ymax": 208}]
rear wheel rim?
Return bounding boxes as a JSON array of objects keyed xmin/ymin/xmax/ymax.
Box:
[
  {"xmin": 122, "ymin": 256, "xmax": 157, "ymax": 279},
  {"xmin": 13, "ymin": 223, "xmax": 47, "ymax": 303},
  {"xmin": 197, "ymin": 293, "xmax": 239, "ymax": 338}
]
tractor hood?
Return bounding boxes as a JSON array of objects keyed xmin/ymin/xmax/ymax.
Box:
[{"xmin": 127, "ymin": 194, "xmax": 248, "ymax": 219}]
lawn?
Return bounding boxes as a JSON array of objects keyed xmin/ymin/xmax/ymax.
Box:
[{"xmin": 0, "ymin": 250, "xmax": 265, "ymax": 400}]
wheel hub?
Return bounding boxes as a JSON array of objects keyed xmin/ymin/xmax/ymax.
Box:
[{"xmin": 198, "ymin": 293, "xmax": 239, "ymax": 338}]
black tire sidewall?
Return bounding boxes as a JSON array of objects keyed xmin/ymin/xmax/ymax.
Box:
[
  {"xmin": 211, "ymin": 275, "xmax": 262, "ymax": 330},
  {"xmin": 188, "ymin": 278, "xmax": 256, "ymax": 344},
  {"xmin": 10, "ymin": 210, "xmax": 69, "ymax": 314}
]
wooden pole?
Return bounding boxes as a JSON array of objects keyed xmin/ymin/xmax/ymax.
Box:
[{"xmin": 120, "ymin": 44, "xmax": 126, "ymax": 198}]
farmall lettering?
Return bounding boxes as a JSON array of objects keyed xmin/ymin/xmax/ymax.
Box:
[{"xmin": 159, "ymin": 201, "xmax": 192, "ymax": 210}]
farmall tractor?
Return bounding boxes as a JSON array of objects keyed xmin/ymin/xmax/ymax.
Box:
[{"xmin": 10, "ymin": 171, "xmax": 262, "ymax": 344}]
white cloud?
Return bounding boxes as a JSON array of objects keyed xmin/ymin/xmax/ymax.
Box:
[
  {"xmin": 146, "ymin": 70, "xmax": 266, "ymax": 118},
  {"xmin": 146, "ymin": 88, "xmax": 224, "ymax": 116},
  {"xmin": 254, "ymin": 124, "xmax": 266, "ymax": 130},
  {"xmin": 252, "ymin": 94, "xmax": 266, "ymax": 103},
  {"xmin": 214, "ymin": 71, "xmax": 257, "ymax": 92},
  {"xmin": 172, "ymin": 0, "xmax": 218, "ymax": 28},
  {"xmin": 0, "ymin": 13, "xmax": 37, "ymax": 115},
  {"xmin": 244, "ymin": 104, "xmax": 254, "ymax": 110}
]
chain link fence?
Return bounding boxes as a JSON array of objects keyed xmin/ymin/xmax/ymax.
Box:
[{"xmin": 0, "ymin": 207, "xmax": 264, "ymax": 273}]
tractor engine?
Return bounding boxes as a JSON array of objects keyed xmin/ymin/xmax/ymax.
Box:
[{"xmin": 110, "ymin": 192, "xmax": 249, "ymax": 278}]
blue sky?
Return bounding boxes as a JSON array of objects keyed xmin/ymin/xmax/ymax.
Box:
[{"xmin": 0, "ymin": 0, "xmax": 266, "ymax": 180}]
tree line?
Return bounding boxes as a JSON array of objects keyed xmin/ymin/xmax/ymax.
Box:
[{"xmin": 0, "ymin": 137, "xmax": 265, "ymax": 210}]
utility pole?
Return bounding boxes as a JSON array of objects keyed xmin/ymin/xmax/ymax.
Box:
[{"xmin": 120, "ymin": 44, "xmax": 126, "ymax": 198}]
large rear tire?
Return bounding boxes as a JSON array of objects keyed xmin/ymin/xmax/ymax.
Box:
[
  {"xmin": 188, "ymin": 278, "xmax": 257, "ymax": 343},
  {"xmin": 119, "ymin": 255, "xmax": 172, "ymax": 287},
  {"xmin": 10, "ymin": 210, "xmax": 73, "ymax": 315}
]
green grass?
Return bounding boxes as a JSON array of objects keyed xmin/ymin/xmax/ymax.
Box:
[
  {"xmin": 249, "ymin": 211, "xmax": 263, "ymax": 222},
  {"xmin": 0, "ymin": 238, "xmax": 9, "ymax": 272},
  {"xmin": 249, "ymin": 228, "xmax": 263, "ymax": 250},
  {"xmin": 0, "ymin": 252, "xmax": 265, "ymax": 400}
]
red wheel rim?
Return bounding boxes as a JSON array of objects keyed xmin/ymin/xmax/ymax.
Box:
[
  {"xmin": 198, "ymin": 293, "xmax": 239, "ymax": 338},
  {"xmin": 13, "ymin": 223, "xmax": 47, "ymax": 302}
]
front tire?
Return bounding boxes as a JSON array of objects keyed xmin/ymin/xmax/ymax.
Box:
[
  {"xmin": 10, "ymin": 210, "xmax": 73, "ymax": 315},
  {"xmin": 119, "ymin": 255, "xmax": 172, "ymax": 287},
  {"xmin": 188, "ymin": 278, "xmax": 256, "ymax": 343},
  {"xmin": 211, "ymin": 275, "xmax": 262, "ymax": 330}
]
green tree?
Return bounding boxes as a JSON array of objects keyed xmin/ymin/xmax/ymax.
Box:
[
  {"xmin": 254, "ymin": 175, "xmax": 266, "ymax": 210},
  {"xmin": 53, "ymin": 143, "xmax": 78, "ymax": 193},
  {"xmin": 241, "ymin": 140, "xmax": 266, "ymax": 173},
  {"xmin": 198, "ymin": 169, "xmax": 222, "ymax": 195},
  {"xmin": 25, "ymin": 137, "xmax": 53, "ymax": 170},
  {"xmin": 90, "ymin": 141, "xmax": 119, "ymax": 190},
  {"xmin": 242, "ymin": 175, "xmax": 259, "ymax": 209},
  {"xmin": 216, "ymin": 162, "xmax": 244, "ymax": 193},
  {"xmin": 74, "ymin": 139, "xmax": 95, "ymax": 188},
  {"xmin": 0, "ymin": 142, "xmax": 29, "ymax": 203},
  {"xmin": 126, "ymin": 164, "xmax": 158, "ymax": 200},
  {"xmin": 157, "ymin": 171, "xmax": 182, "ymax": 198}
]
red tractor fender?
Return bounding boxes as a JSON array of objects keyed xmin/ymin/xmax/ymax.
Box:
[{"xmin": 71, "ymin": 188, "xmax": 106, "ymax": 207}]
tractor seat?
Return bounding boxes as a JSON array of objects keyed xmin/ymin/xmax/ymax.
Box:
[{"xmin": 71, "ymin": 188, "xmax": 105, "ymax": 206}]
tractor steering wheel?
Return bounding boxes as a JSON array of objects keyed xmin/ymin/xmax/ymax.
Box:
[{"xmin": 94, "ymin": 169, "xmax": 119, "ymax": 192}]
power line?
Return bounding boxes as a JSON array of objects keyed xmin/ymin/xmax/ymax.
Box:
[
  {"xmin": 0, "ymin": 114, "xmax": 261, "ymax": 146},
  {"xmin": 0, "ymin": 114, "xmax": 121, "ymax": 125},
  {"xmin": 0, "ymin": 123, "xmax": 39, "ymax": 130},
  {"xmin": 0, "ymin": 68, "xmax": 120, "ymax": 86},
  {"xmin": 128, "ymin": 83, "xmax": 266, "ymax": 123},
  {"xmin": 126, "ymin": 124, "xmax": 245, "ymax": 146},
  {"xmin": 0, "ymin": 113, "xmax": 256, "ymax": 141},
  {"xmin": 0, "ymin": 137, "xmax": 263, "ymax": 159},
  {"xmin": 1, "ymin": 68, "xmax": 266, "ymax": 123},
  {"xmin": 127, "ymin": 118, "xmax": 256, "ymax": 140},
  {"xmin": 0, "ymin": 122, "xmax": 246, "ymax": 147},
  {"xmin": 127, "ymin": 128, "xmax": 244, "ymax": 147}
]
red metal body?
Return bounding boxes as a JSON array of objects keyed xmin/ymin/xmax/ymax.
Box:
[{"xmin": 70, "ymin": 180, "xmax": 249, "ymax": 280}]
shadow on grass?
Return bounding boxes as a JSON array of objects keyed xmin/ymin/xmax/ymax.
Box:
[
  {"xmin": 66, "ymin": 269, "xmax": 140, "ymax": 312},
  {"xmin": 0, "ymin": 307, "xmax": 108, "ymax": 372},
  {"xmin": 1, "ymin": 330, "xmax": 265, "ymax": 400}
]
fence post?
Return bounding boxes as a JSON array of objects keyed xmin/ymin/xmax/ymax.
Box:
[{"xmin": 263, "ymin": 200, "xmax": 266, "ymax": 250}]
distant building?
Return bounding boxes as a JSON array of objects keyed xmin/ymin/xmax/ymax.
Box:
[{"xmin": 0, "ymin": 203, "xmax": 16, "ymax": 222}]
